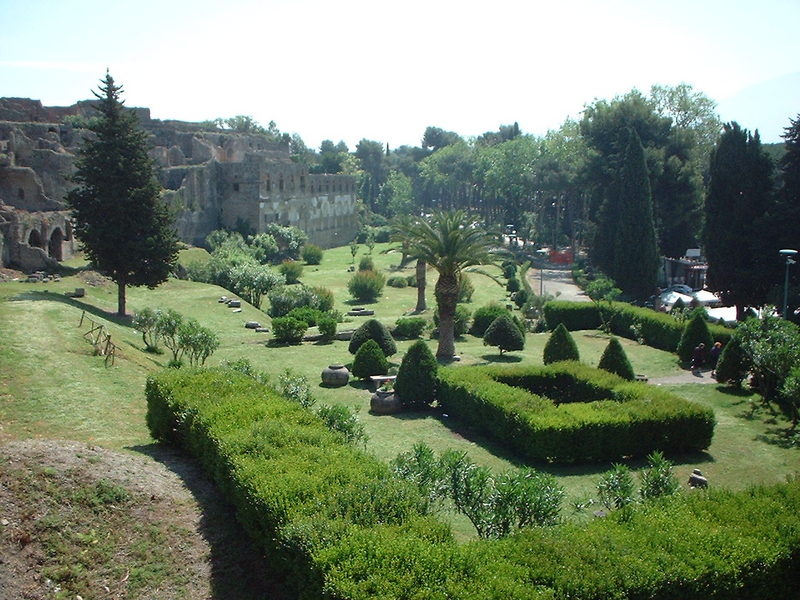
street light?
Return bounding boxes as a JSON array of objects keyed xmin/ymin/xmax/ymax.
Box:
[{"xmin": 780, "ymin": 249, "xmax": 798, "ymax": 319}]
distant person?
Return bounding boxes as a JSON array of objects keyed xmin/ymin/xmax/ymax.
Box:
[
  {"xmin": 691, "ymin": 342, "xmax": 706, "ymax": 374},
  {"xmin": 709, "ymin": 341, "xmax": 723, "ymax": 377}
]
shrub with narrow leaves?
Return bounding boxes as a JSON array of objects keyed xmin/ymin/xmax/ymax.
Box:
[
  {"xmin": 271, "ymin": 316, "xmax": 308, "ymax": 344},
  {"xmin": 597, "ymin": 463, "xmax": 636, "ymax": 510},
  {"xmin": 348, "ymin": 270, "xmax": 385, "ymax": 302},
  {"xmin": 639, "ymin": 451, "xmax": 681, "ymax": 500}
]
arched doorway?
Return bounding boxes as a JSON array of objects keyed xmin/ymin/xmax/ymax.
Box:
[
  {"xmin": 28, "ymin": 229, "xmax": 42, "ymax": 248},
  {"xmin": 48, "ymin": 228, "xmax": 64, "ymax": 261}
]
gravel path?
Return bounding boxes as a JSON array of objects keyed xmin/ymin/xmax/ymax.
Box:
[{"xmin": 527, "ymin": 265, "xmax": 590, "ymax": 302}]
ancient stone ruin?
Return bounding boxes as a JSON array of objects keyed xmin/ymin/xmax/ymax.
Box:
[{"xmin": 0, "ymin": 97, "xmax": 358, "ymax": 272}]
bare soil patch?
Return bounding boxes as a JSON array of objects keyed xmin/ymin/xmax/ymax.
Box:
[{"xmin": 0, "ymin": 439, "xmax": 289, "ymax": 600}]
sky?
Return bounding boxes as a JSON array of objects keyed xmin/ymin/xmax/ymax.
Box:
[{"xmin": 2, "ymin": 0, "xmax": 798, "ymax": 150}]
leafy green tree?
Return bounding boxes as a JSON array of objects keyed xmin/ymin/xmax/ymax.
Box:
[
  {"xmin": 177, "ymin": 318, "xmax": 219, "ymax": 366},
  {"xmin": 396, "ymin": 211, "xmax": 496, "ymax": 359},
  {"xmin": 543, "ymin": 323, "xmax": 580, "ymax": 364},
  {"xmin": 585, "ymin": 274, "xmax": 621, "ymax": 333},
  {"xmin": 598, "ymin": 337, "xmax": 635, "ymax": 380},
  {"xmin": 677, "ymin": 311, "xmax": 714, "ymax": 364},
  {"xmin": 780, "ymin": 367, "xmax": 800, "ymax": 428},
  {"xmin": 227, "ymin": 262, "xmax": 284, "ymax": 309},
  {"xmin": 155, "ymin": 309, "xmax": 183, "ymax": 363},
  {"xmin": 703, "ymin": 122, "xmax": 776, "ymax": 319},
  {"xmin": 376, "ymin": 170, "xmax": 415, "ymax": 218},
  {"xmin": 483, "ymin": 314, "xmax": 525, "ymax": 355},
  {"xmin": 714, "ymin": 336, "xmax": 749, "ymax": 387},
  {"xmin": 735, "ymin": 311, "xmax": 800, "ymax": 402},
  {"xmin": 395, "ymin": 340, "xmax": 439, "ymax": 409},
  {"xmin": 66, "ymin": 73, "xmax": 179, "ymax": 316},
  {"xmin": 421, "ymin": 126, "xmax": 462, "ymax": 151},
  {"xmin": 132, "ymin": 307, "xmax": 162, "ymax": 352}
]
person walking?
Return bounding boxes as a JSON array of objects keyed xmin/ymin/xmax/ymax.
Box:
[
  {"xmin": 709, "ymin": 341, "xmax": 722, "ymax": 378},
  {"xmin": 691, "ymin": 342, "xmax": 706, "ymax": 375}
]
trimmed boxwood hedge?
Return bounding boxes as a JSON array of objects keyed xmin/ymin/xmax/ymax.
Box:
[
  {"xmin": 543, "ymin": 300, "xmax": 732, "ymax": 352},
  {"xmin": 437, "ymin": 362, "xmax": 715, "ymax": 463},
  {"xmin": 146, "ymin": 369, "xmax": 800, "ymax": 600}
]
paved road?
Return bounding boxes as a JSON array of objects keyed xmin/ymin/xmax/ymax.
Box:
[{"xmin": 527, "ymin": 265, "xmax": 590, "ymax": 302}]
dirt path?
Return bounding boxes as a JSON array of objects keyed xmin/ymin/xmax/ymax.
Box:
[
  {"xmin": 647, "ymin": 368, "xmax": 720, "ymax": 386},
  {"xmin": 527, "ymin": 265, "xmax": 590, "ymax": 302}
]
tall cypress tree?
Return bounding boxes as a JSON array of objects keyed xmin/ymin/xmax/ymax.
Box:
[
  {"xmin": 703, "ymin": 122, "xmax": 775, "ymax": 319},
  {"xmin": 67, "ymin": 73, "xmax": 179, "ymax": 316},
  {"xmin": 610, "ymin": 128, "xmax": 659, "ymax": 301}
]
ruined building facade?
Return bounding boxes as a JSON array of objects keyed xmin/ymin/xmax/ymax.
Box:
[{"xmin": 0, "ymin": 97, "xmax": 358, "ymax": 272}]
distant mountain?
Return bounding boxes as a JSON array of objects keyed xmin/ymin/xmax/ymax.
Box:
[{"xmin": 717, "ymin": 72, "xmax": 800, "ymax": 143}]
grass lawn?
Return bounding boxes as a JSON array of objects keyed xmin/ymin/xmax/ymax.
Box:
[{"xmin": 2, "ymin": 246, "xmax": 799, "ymax": 538}]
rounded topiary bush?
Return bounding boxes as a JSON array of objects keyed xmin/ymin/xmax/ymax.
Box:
[
  {"xmin": 393, "ymin": 317, "xmax": 428, "ymax": 339},
  {"xmin": 483, "ymin": 314, "xmax": 525, "ymax": 355},
  {"xmin": 387, "ymin": 275, "xmax": 409, "ymax": 288},
  {"xmin": 349, "ymin": 318, "xmax": 397, "ymax": 356},
  {"xmin": 271, "ymin": 316, "xmax": 308, "ymax": 344},
  {"xmin": 470, "ymin": 303, "xmax": 511, "ymax": 337},
  {"xmin": 352, "ymin": 339, "xmax": 389, "ymax": 380},
  {"xmin": 434, "ymin": 304, "xmax": 471, "ymax": 337},
  {"xmin": 715, "ymin": 336, "xmax": 749, "ymax": 386},
  {"xmin": 677, "ymin": 312, "xmax": 714, "ymax": 364},
  {"xmin": 395, "ymin": 340, "xmax": 438, "ymax": 409},
  {"xmin": 302, "ymin": 243, "xmax": 323, "ymax": 265},
  {"xmin": 598, "ymin": 337, "xmax": 635, "ymax": 380},
  {"xmin": 543, "ymin": 323, "xmax": 580, "ymax": 364},
  {"xmin": 347, "ymin": 270, "xmax": 385, "ymax": 302}
]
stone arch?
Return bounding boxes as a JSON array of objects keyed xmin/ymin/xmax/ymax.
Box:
[
  {"xmin": 64, "ymin": 220, "xmax": 73, "ymax": 241},
  {"xmin": 28, "ymin": 228, "xmax": 42, "ymax": 248},
  {"xmin": 48, "ymin": 227, "xmax": 64, "ymax": 261}
]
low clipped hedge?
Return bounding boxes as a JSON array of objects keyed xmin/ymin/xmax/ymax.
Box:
[
  {"xmin": 146, "ymin": 368, "xmax": 800, "ymax": 599},
  {"xmin": 543, "ymin": 300, "xmax": 733, "ymax": 352},
  {"xmin": 437, "ymin": 362, "xmax": 715, "ymax": 463}
]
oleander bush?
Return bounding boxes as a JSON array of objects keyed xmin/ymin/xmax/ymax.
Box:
[
  {"xmin": 347, "ymin": 270, "xmax": 385, "ymax": 302},
  {"xmin": 437, "ymin": 362, "xmax": 715, "ymax": 463},
  {"xmin": 317, "ymin": 314, "xmax": 337, "ymax": 341},
  {"xmin": 301, "ymin": 243, "xmax": 323, "ymax": 265},
  {"xmin": 387, "ymin": 275, "xmax": 409, "ymax": 288},
  {"xmin": 286, "ymin": 306, "xmax": 326, "ymax": 327},
  {"xmin": 279, "ymin": 259, "xmax": 304, "ymax": 284},
  {"xmin": 146, "ymin": 369, "xmax": 800, "ymax": 600},
  {"xmin": 271, "ymin": 316, "xmax": 308, "ymax": 344}
]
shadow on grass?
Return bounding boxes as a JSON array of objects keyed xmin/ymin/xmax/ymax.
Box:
[
  {"xmin": 128, "ymin": 442, "xmax": 291, "ymax": 600},
  {"xmin": 9, "ymin": 290, "xmax": 133, "ymax": 328},
  {"xmin": 480, "ymin": 353, "xmax": 523, "ymax": 363},
  {"xmin": 755, "ymin": 426, "xmax": 800, "ymax": 449}
]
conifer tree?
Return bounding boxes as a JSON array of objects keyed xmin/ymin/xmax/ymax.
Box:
[
  {"xmin": 67, "ymin": 73, "xmax": 179, "ymax": 316},
  {"xmin": 598, "ymin": 337, "xmax": 635, "ymax": 380},
  {"xmin": 676, "ymin": 311, "xmax": 714, "ymax": 364},
  {"xmin": 611, "ymin": 128, "xmax": 660, "ymax": 301},
  {"xmin": 395, "ymin": 340, "xmax": 438, "ymax": 409},
  {"xmin": 483, "ymin": 314, "xmax": 525, "ymax": 355},
  {"xmin": 543, "ymin": 323, "xmax": 580, "ymax": 364}
]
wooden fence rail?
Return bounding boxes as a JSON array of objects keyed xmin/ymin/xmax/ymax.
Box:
[{"xmin": 78, "ymin": 311, "xmax": 117, "ymax": 367}]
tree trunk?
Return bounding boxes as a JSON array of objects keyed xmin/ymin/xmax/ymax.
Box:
[
  {"xmin": 415, "ymin": 259, "xmax": 427, "ymax": 312},
  {"xmin": 435, "ymin": 272, "xmax": 459, "ymax": 359},
  {"xmin": 117, "ymin": 278, "xmax": 127, "ymax": 317}
]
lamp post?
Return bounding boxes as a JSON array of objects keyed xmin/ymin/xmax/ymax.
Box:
[{"xmin": 780, "ymin": 249, "xmax": 798, "ymax": 319}]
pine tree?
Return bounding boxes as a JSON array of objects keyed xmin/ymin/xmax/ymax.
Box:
[
  {"xmin": 67, "ymin": 73, "xmax": 179, "ymax": 316},
  {"xmin": 395, "ymin": 340, "xmax": 438, "ymax": 409},
  {"xmin": 611, "ymin": 129, "xmax": 660, "ymax": 301},
  {"xmin": 352, "ymin": 339, "xmax": 389, "ymax": 380},
  {"xmin": 703, "ymin": 122, "xmax": 776, "ymax": 319}
]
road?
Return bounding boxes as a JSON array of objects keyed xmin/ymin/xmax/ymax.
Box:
[{"xmin": 527, "ymin": 265, "xmax": 590, "ymax": 302}]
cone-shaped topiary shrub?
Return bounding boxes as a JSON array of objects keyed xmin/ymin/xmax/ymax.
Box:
[
  {"xmin": 348, "ymin": 318, "xmax": 397, "ymax": 356},
  {"xmin": 351, "ymin": 339, "xmax": 389, "ymax": 380},
  {"xmin": 715, "ymin": 336, "xmax": 749, "ymax": 386},
  {"xmin": 677, "ymin": 311, "xmax": 714, "ymax": 364},
  {"xmin": 598, "ymin": 337, "xmax": 635, "ymax": 380},
  {"xmin": 543, "ymin": 323, "xmax": 579, "ymax": 364},
  {"xmin": 395, "ymin": 340, "xmax": 439, "ymax": 409},
  {"xmin": 483, "ymin": 314, "xmax": 525, "ymax": 355}
]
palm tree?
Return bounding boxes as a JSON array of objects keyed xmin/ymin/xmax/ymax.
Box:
[{"xmin": 398, "ymin": 211, "xmax": 497, "ymax": 359}]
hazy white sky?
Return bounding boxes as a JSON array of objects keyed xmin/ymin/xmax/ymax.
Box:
[{"xmin": 2, "ymin": 0, "xmax": 798, "ymax": 149}]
